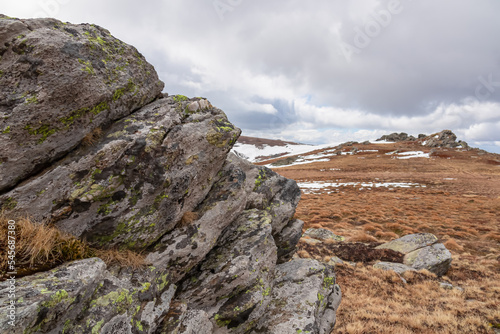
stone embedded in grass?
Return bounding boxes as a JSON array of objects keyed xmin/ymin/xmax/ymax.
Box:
[
  {"xmin": 271, "ymin": 156, "xmax": 299, "ymax": 166},
  {"xmin": 303, "ymin": 227, "xmax": 345, "ymax": 242},
  {"xmin": 375, "ymin": 233, "xmax": 438, "ymax": 254},
  {"xmin": 374, "ymin": 233, "xmax": 452, "ymax": 276},
  {"xmin": 439, "ymin": 282, "xmax": 464, "ymax": 292},
  {"xmin": 328, "ymin": 256, "xmax": 345, "ymax": 266},
  {"xmin": 373, "ymin": 261, "xmax": 416, "ymax": 275},
  {"xmin": 403, "ymin": 243, "xmax": 452, "ymax": 276}
]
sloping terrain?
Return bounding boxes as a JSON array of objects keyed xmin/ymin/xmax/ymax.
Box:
[
  {"xmin": 259, "ymin": 137, "xmax": 500, "ymax": 333},
  {"xmin": 232, "ymin": 135, "xmax": 322, "ymax": 162}
]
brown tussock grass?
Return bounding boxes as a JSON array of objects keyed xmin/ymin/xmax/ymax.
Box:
[
  {"xmin": 484, "ymin": 233, "xmax": 500, "ymax": 242},
  {"xmin": 444, "ymin": 238, "xmax": 464, "ymax": 252},
  {"xmin": 94, "ymin": 248, "xmax": 148, "ymax": 269},
  {"xmin": 0, "ymin": 213, "xmax": 92, "ymax": 279},
  {"xmin": 179, "ymin": 211, "xmax": 198, "ymax": 227},
  {"xmin": 82, "ymin": 127, "xmax": 102, "ymax": 147},
  {"xmin": 296, "ymin": 250, "xmax": 311, "ymax": 258},
  {"xmin": 1, "ymin": 212, "xmax": 148, "ymax": 280},
  {"xmin": 362, "ymin": 224, "xmax": 379, "ymax": 233},
  {"xmin": 374, "ymin": 230, "xmax": 398, "ymax": 240},
  {"xmin": 334, "ymin": 261, "xmax": 497, "ymax": 334},
  {"xmin": 349, "ymin": 231, "xmax": 378, "ymax": 243}
]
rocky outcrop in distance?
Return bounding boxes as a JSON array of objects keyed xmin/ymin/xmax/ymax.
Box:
[
  {"xmin": 377, "ymin": 130, "xmax": 469, "ymax": 149},
  {"xmin": 0, "ymin": 16, "xmax": 340, "ymax": 334}
]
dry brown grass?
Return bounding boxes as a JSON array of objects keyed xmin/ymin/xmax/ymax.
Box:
[
  {"xmin": 0, "ymin": 212, "xmax": 148, "ymax": 279},
  {"xmin": 349, "ymin": 231, "xmax": 378, "ymax": 243},
  {"xmin": 273, "ymin": 142, "xmax": 500, "ymax": 333},
  {"xmin": 444, "ymin": 238, "xmax": 464, "ymax": 252},
  {"xmin": 179, "ymin": 211, "xmax": 198, "ymax": 227},
  {"xmin": 82, "ymin": 127, "xmax": 102, "ymax": 147},
  {"xmin": 333, "ymin": 256, "xmax": 500, "ymax": 333},
  {"xmin": 94, "ymin": 248, "xmax": 148, "ymax": 269},
  {"xmin": 0, "ymin": 212, "xmax": 92, "ymax": 279}
]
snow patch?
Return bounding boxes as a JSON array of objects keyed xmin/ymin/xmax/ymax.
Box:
[
  {"xmin": 298, "ymin": 181, "xmax": 425, "ymax": 194},
  {"xmin": 231, "ymin": 142, "xmax": 340, "ymax": 163}
]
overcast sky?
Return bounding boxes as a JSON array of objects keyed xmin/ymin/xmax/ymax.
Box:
[{"xmin": 3, "ymin": 1, "xmax": 500, "ymax": 152}]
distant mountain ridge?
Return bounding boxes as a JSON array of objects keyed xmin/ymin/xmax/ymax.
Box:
[{"xmin": 237, "ymin": 135, "xmax": 303, "ymax": 148}]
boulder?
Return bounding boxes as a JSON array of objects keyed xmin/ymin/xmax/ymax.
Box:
[
  {"xmin": 375, "ymin": 233, "xmax": 438, "ymax": 254},
  {"xmin": 1, "ymin": 96, "xmax": 240, "ymax": 250},
  {"xmin": 423, "ymin": 130, "xmax": 460, "ymax": 148},
  {"xmin": 404, "ymin": 243, "xmax": 452, "ymax": 276},
  {"xmin": 375, "ymin": 233, "xmax": 452, "ymax": 276},
  {"xmin": 373, "ymin": 261, "xmax": 416, "ymax": 275},
  {"xmin": 327, "ymin": 256, "xmax": 345, "ymax": 266},
  {"xmin": 0, "ymin": 16, "xmax": 163, "ymax": 193},
  {"xmin": 271, "ymin": 156, "xmax": 298, "ymax": 166},
  {"xmin": 146, "ymin": 153, "xmax": 302, "ymax": 282},
  {"xmin": 304, "ymin": 227, "xmax": 345, "ymax": 242},
  {"xmin": 376, "ymin": 132, "xmax": 409, "ymax": 142}
]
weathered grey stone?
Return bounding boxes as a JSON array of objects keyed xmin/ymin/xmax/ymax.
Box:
[
  {"xmin": 404, "ymin": 243, "xmax": 452, "ymax": 276},
  {"xmin": 424, "ymin": 130, "xmax": 460, "ymax": 148},
  {"xmin": 198, "ymin": 99, "xmax": 210, "ymax": 110},
  {"xmin": 275, "ymin": 219, "xmax": 304, "ymax": 263},
  {"xmin": 376, "ymin": 132, "xmax": 409, "ymax": 142},
  {"xmin": 55, "ymin": 263, "xmax": 176, "ymax": 334},
  {"xmin": 304, "ymin": 227, "xmax": 345, "ymax": 242},
  {"xmin": 0, "ymin": 16, "xmax": 163, "ymax": 193},
  {"xmin": 146, "ymin": 153, "xmax": 251, "ymax": 283},
  {"xmin": 246, "ymin": 165, "xmax": 301, "ymax": 236},
  {"xmin": 0, "ymin": 248, "xmax": 178, "ymax": 334},
  {"xmin": 1, "ymin": 97, "xmax": 240, "ymax": 250},
  {"xmin": 158, "ymin": 303, "xmax": 214, "ymax": 334},
  {"xmin": 251, "ymin": 259, "xmax": 341, "ymax": 334},
  {"xmin": 187, "ymin": 99, "xmax": 210, "ymax": 113},
  {"xmin": 146, "ymin": 153, "xmax": 299, "ymax": 283},
  {"xmin": 302, "ymin": 237, "xmax": 323, "ymax": 245},
  {"xmin": 375, "ymin": 233, "xmax": 438, "ymax": 254},
  {"xmin": 328, "ymin": 256, "xmax": 345, "ymax": 266},
  {"xmin": 439, "ymin": 282, "xmax": 464, "ymax": 292},
  {"xmin": 0, "ymin": 258, "xmax": 106, "ymax": 334},
  {"xmin": 373, "ymin": 261, "xmax": 416, "ymax": 275},
  {"xmin": 176, "ymin": 209, "xmax": 277, "ymax": 332}
]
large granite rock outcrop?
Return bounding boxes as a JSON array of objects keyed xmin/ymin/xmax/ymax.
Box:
[
  {"xmin": 0, "ymin": 16, "xmax": 340, "ymax": 334},
  {"xmin": 0, "ymin": 15, "xmax": 163, "ymax": 193},
  {"xmin": 376, "ymin": 130, "xmax": 469, "ymax": 149},
  {"xmin": 1, "ymin": 95, "xmax": 240, "ymax": 250},
  {"xmin": 422, "ymin": 130, "xmax": 469, "ymax": 149},
  {"xmin": 376, "ymin": 132, "xmax": 416, "ymax": 142}
]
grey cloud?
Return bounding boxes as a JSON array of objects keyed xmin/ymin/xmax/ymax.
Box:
[{"xmin": 3, "ymin": 0, "xmax": 500, "ymax": 152}]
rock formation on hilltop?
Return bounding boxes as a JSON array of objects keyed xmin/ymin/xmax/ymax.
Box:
[
  {"xmin": 377, "ymin": 130, "xmax": 470, "ymax": 149},
  {"xmin": 0, "ymin": 15, "xmax": 341, "ymax": 334}
]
